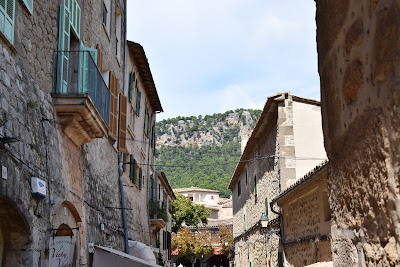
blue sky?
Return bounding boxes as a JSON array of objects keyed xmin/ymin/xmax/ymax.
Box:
[{"xmin": 127, "ymin": 1, "xmax": 319, "ymax": 121}]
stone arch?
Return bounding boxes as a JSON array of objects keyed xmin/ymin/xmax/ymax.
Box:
[
  {"xmin": 51, "ymin": 200, "xmax": 83, "ymax": 266},
  {"xmin": 0, "ymin": 195, "xmax": 33, "ymax": 266}
]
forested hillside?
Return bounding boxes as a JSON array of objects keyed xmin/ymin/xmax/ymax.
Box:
[{"xmin": 155, "ymin": 109, "xmax": 262, "ymax": 197}]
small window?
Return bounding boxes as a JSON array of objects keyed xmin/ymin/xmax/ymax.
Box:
[
  {"xmin": 254, "ymin": 174, "xmax": 257, "ymax": 194},
  {"xmin": 243, "ymin": 214, "xmax": 246, "ymax": 231},
  {"xmin": 102, "ymin": 2, "xmax": 107, "ymax": 26},
  {"xmin": 211, "ymin": 196, "xmax": 214, "ymax": 200},
  {"xmin": 265, "ymin": 198, "xmax": 269, "ymax": 219},
  {"xmin": 237, "ymin": 180, "xmax": 241, "ymax": 196},
  {"xmin": 245, "ymin": 168, "xmax": 248, "ymax": 184}
]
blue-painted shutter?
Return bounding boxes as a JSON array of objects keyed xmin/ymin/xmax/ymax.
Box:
[
  {"xmin": 70, "ymin": 0, "xmax": 80, "ymax": 39},
  {"xmin": 57, "ymin": 4, "xmax": 70, "ymax": 93},
  {"xmin": 21, "ymin": 0, "xmax": 33, "ymax": 15},
  {"xmin": 81, "ymin": 46, "xmax": 97, "ymax": 93},
  {"xmin": 0, "ymin": 0, "xmax": 15, "ymax": 44}
]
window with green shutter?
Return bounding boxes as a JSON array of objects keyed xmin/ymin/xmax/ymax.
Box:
[
  {"xmin": 245, "ymin": 168, "xmax": 248, "ymax": 184},
  {"xmin": 138, "ymin": 167, "xmax": 142, "ymax": 189},
  {"xmin": 237, "ymin": 180, "xmax": 241, "ymax": 196},
  {"xmin": 144, "ymin": 105, "xmax": 148, "ymax": 134},
  {"xmin": 265, "ymin": 197, "xmax": 268, "ymax": 219},
  {"xmin": 136, "ymin": 86, "xmax": 141, "ymax": 116},
  {"xmin": 129, "ymin": 155, "xmax": 136, "ymax": 183},
  {"xmin": 128, "ymin": 72, "xmax": 134, "ymax": 102},
  {"xmin": 0, "ymin": 0, "xmax": 15, "ymax": 44},
  {"xmin": 254, "ymin": 174, "xmax": 257, "ymax": 194},
  {"xmin": 21, "ymin": 0, "xmax": 33, "ymax": 15}
]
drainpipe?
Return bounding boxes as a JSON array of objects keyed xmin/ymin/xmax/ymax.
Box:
[
  {"xmin": 119, "ymin": 153, "xmax": 129, "ymax": 254},
  {"xmin": 118, "ymin": 0, "xmax": 129, "ymax": 254},
  {"xmin": 147, "ymin": 111, "xmax": 155, "ymax": 243}
]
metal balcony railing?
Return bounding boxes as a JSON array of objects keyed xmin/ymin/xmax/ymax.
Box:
[
  {"xmin": 53, "ymin": 50, "xmax": 110, "ymax": 126},
  {"xmin": 149, "ymin": 199, "xmax": 168, "ymax": 222}
]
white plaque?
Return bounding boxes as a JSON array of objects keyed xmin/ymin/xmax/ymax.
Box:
[{"xmin": 49, "ymin": 236, "xmax": 76, "ymax": 267}]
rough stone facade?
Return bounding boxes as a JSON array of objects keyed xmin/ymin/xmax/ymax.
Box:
[
  {"xmin": 0, "ymin": 0, "xmax": 156, "ymax": 266},
  {"xmin": 275, "ymin": 164, "xmax": 331, "ymax": 267},
  {"xmin": 316, "ymin": 0, "xmax": 400, "ymax": 265},
  {"xmin": 229, "ymin": 93, "xmax": 326, "ymax": 267}
]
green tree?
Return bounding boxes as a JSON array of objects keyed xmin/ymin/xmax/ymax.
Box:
[{"xmin": 172, "ymin": 194, "xmax": 210, "ymax": 233}]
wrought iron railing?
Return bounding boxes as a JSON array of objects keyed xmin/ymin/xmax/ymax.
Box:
[
  {"xmin": 53, "ymin": 50, "xmax": 110, "ymax": 126},
  {"xmin": 149, "ymin": 199, "xmax": 168, "ymax": 222}
]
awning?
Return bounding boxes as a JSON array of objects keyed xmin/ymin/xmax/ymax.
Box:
[{"xmin": 93, "ymin": 245, "xmax": 160, "ymax": 267}]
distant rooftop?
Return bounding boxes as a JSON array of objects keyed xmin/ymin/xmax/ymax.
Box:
[{"xmin": 174, "ymin": 187, "xmax": 219, "ymax": 194}]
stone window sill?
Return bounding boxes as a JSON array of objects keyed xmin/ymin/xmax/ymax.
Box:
[{"xmin": 0, "ymin": 31, "xmax": 17, "ymax": 54}]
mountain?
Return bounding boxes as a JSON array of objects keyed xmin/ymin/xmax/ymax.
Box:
[{"xmin": 155, "ymin": 109, "xmax": 262, "ymax": 197}]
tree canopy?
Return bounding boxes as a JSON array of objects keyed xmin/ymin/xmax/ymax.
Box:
[{"xmin": 172, "ymin": 194, "xmax": 210, "ymax": 233}]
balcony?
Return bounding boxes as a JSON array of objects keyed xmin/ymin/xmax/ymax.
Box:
[
  {"xmin": 149, "ymin": 199, "xmax": 167, "ymax": 233},
  {"xmin": 52, "ymin": 51, "xmax": 110, "ymax": 146}
]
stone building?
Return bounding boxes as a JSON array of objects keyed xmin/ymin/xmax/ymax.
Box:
[
  {"xmin": 149, "ymin": 171, "xmax": 175, "ymax": 266},
  {"xmin": 316, "ymin": 0, "xmax": 400, "ymax": 265},
  {"xmin": 174, "ymin": 187, "xmax": 233, "ymax": 220},
  {"xmin": 271, "ymin": 161, "xmax": 331, "ymax": 267},
  {"xmin": 228, "ymin": 93, "xmax": 326, "ymax": 267},
  {"xmin": 0, "ymin": 0, "xmax": 161, "ymax": 266}
]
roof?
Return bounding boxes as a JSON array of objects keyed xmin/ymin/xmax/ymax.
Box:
[
  {"xmin": 271, "ymin": 160, "xmax": 328, "ymax": 205},
  {"xmin": 174, "ymin": 187, "xmax": 220, "ymax": 194},
  {"xmin": 156, "ymin": 172, "xmax": 175, "ymax": 199},
  {"xmin": 127, "ymin": 41, "xmax": 163, "ymax": 112},
  {"xmin": 228, "ymin": 92, "xmax": 321, "ymax": 190},
  {"xmin": 187, "ymin": 218, "xmax": 233, "ymax": 229}
]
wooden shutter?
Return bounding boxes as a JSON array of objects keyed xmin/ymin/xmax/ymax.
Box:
[
  {"xmin": 128, "ymin": 72, "xmax": 134, "ymax": 102},
  {"xmin": 108, "ymin": 72, "xmax": 118, "ymax": 139},
  {"xmin": 129, "ymin": 156, "xmax": 136, "ymax": 183},
  {"xmin": 118, "ymin": 93, "xmax": 128, "ymax": 153},
  {"xmin": 265, "ymin": 198, "xmax": 269, "ymax": 219},
  {"xmin": 70, "ymin": 0, "xmax": 80, "ymax": 39},
  {"xmin": 21, "ymin": 0, "xmax": 33, "ymax": 14},
  {"xmin": 0, "ymin": 0, "xmax": 15, "ymax": 43},
  {"xmin": 56, "ymin": 4, "xmax": 70, "ymax": 93},
  {"xmin": 143, "ymin": 106, "xmax": 147, "ymax": 133},
  {"xmin": 136, "ymin": 86, "xmax": 141, "ymax": 116},
  {"xmin": 96, "ymin": 45, "xmax": 103, "ymax": 73},
  {"xmin": 139, "ymin": 167, "xmax": 142, "ymax": 189}
]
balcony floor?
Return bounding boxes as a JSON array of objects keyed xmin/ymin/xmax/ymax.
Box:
[{"xmin": 52, "ymin": 94, "xmax": 108, "ymax": 147}]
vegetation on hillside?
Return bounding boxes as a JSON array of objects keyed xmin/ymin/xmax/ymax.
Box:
[{"xmin": 155, "ymin": 108, "xmax": 262, "ymax": 197}]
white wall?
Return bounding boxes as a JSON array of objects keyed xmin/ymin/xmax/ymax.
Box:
[{"xmin": 293, "ymin": 102, "xmax": 327, "ymax": 180}]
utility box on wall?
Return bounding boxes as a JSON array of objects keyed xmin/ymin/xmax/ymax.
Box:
[{"xmin": 31, "ymin": 177, "xmax": 46, "ymax": 199}]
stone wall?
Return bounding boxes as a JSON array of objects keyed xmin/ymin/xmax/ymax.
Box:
[
  {"xmin": 0, "ymin": 0, "xmax": 129, "ymax": 266},
  {"xmin": 232, "ymin": 109, "xmax": 281, "ymax": 266},
  {"xmin": 316, "ymin": 0, "xmax": 400, "ymax": 265}
]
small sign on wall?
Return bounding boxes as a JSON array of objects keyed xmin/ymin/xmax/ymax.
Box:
[
  {"xmin": 2, "ymin": 166, "xmax": 7, "ymax": 180},
  {"xmin": 49, "ymin": 236, "xmax": 76, "ymax": 267}
]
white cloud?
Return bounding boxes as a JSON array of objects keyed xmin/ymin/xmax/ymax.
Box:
[{"xmin": 127, "ymin": 0, "xmax": 320, "ymax": 121}]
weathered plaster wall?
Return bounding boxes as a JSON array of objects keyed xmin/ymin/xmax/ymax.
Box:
[
  {"xmin": 292, "ymin": 101, "xmax": 326, "ymax": 179},
  {"xmin": 316, "ymin": 0, "xmax": 400, "ymax": 265}
]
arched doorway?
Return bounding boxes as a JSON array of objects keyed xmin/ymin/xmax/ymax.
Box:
[
  {"xmin": 51, "ymin": 200, "xmax": 83, "ymax": 266},
  {"xmin": 0, "ymin": 195, "xmax": 32, "ymax": 266},
  {"xmin": 206, "ymin": 255, "xmax": 229, "ymax": 267}
]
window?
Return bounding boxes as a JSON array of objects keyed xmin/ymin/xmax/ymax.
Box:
[
  {"xmin": 245, "ymin": 168, "xmax": 248, "ymax": 184},
  {"xmin": 211, "ymin": 196, "xmax": 214, "ymax": 200},
  {"xmin": 265, "ymin": 198, "xmax": 269, "ymax": 219},
  {"xmin": 138, "ymin": 167, "xmax": 142, "ymax": 189},
  {"xmin": 128, "ymin": 72, "xmax": 135, "ymax": 102},
  {"xmin": 136, "ymin": 82, "xmax": 141, "ymax": 116},
  {"xmin": 0, "ymin": 0, "xmax": 14, "ymax": 44},
  {"xmin": 243, "ymin": 214, "xmax": 246, "ymax": 231},
  {"xmin": 129, "ymin": 155, "xmax": 137, "ymax": 183},
  {"xmin": 102, "ymin": 0, "xmax": 110, "ymax": 36},
  {"xmin": 254, "ymin": 174, "xmax": 257, "ymax": 194},
  {"xmin": 237, "ymin": 180, "xmax": 241, "ymax": 196},
  {"xmin": 115, "ymin": 5, "xmax": 121, "ymax": 62}
]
